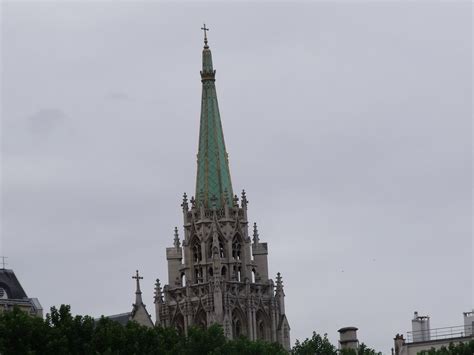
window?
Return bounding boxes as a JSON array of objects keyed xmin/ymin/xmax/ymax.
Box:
[
  {"xmin": 219, "ymin": 240, "xmax": 226, "ymax": 258},
  {"xmin": 195, "ymin": 310, "xmax": 207, "ymax": 329},
  {"xmin": 256, "ymin": 311, "xmax": 268, "ymax": 341},
  {"xmin": 232, "ymin": 237, "xmax": 242, "ymax": 260},
  {"xmin": 192, "ymin": 238, "xmax": 202, "ymax": 263},
  {"xmin": 174, "ymin": 314, "xmax": 185, "ymax": 335},
  {"xmin": 194, "ymin": 267, "xmax": 203, "ymax": 283},
  {"xmin": 207, "ymin": 238, "xmax": 226, "ymax": 259},
  {"xmin": 233, "ymin": 266, "xmax": 242, "ymax": 281},
  {"xmin": 232, "ymin": 309, "xmax": 246, "ymax": 338}
]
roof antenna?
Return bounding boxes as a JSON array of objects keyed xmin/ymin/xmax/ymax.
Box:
[{"xmin": 0, "ymin": 256, "xmax": 7, "ymax": 269}]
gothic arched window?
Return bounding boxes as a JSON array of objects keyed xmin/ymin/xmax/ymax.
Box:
[
  {"xmin": 231, "ymin": 308, "xmax": 247, "ymax": 339},
  {"xmin": 207, "ymin": 241, "xmax": 213, "ymax": 259},
  {"xmin": 258, "ymin": 320, "xmax": 265, "ymax": 340},
  {"xmin": 256, "ymin": 310, "xmax": 269, "ymax": 341},
  {"xmin": 235, "ymin": 319, "xmax": 242, "ymax": 337},
  {"xmin": 219, "ymin": 239, "xmax": 226, "ymax": 258},
  {"xmin": 207, "ymin": 237, "xmax": 226, "ymax": 259},
  {"xmin": 194, "ymin": 267, "xmax": 203, "ymax": 283},
  {"xmin": 192, "ymin": 238, "xmax": 202, "ymax": 263},
  {"xmin": 194, "ymin": 309, "xmax": 207, "ymax": 329},
  {"xmin": 232, "ymin": 236, "xmax": 242, "ymax": 260},
  {"xmin": 233, "ymin": 265, "xmax": 242, "ymax": 282},
  {"xmin": 174, "ymin": 313, "xmax": 185, "ymax": 335}
]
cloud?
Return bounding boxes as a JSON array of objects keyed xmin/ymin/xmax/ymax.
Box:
[
  {"xmin": 105, "ymin": 92, "xmax": 132, "ymax": 101},
  {"xmin": 27, "ymin": 108, "xmax": 67, "ymax": 134},
  {"xmin": 1, "ymin": 2, "xmax": 471, "ymax": 353}
]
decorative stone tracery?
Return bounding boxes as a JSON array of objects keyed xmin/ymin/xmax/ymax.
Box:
[{"xmin": 154, "ymin": 28, "xmax": 290, "ymax": 351}]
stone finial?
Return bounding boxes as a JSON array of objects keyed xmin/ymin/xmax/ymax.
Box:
[
  {"xmin": 233, "ymin": 194, "xmax": 239, "ymax": 207},
  {"xmin": 181, "ymin": 192, "xmax": 188, "ymax": 211},
  {"xmin": 190, "ymin": 196, "xmax": 196, "ymax": 208},
  {"xmin": 154, "ymin": 279, "xmax": 163, "ymax": 303},
  {"xmin": 241, "ymin": 189, "xmax": 248, "ymax": 206},
  {"xmin": 276, "ymin": 272, "xmax": 283, "ymax": 288},
  {"xmin": 252, "ymin": 223, "xmax": 260, "ymax": 244},
  {"xmin": 132, "ymin": 270, "xmax": 144, "ymax": 305},
  {"xmin": 173, "ymin": 227, "xmax": 180, "ymax": 248}
]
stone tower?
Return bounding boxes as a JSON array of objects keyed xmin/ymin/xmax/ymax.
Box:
[{"xmin": 154, "ymin": 28, "xmax": 290, "ymax": 350}]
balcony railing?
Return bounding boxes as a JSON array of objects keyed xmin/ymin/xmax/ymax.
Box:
[{"xmin": 407, "ymin": 325, "xmax": 473, "ymax": 343}]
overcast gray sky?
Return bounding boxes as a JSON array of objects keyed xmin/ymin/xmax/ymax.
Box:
[{"xmin": 1, "ymin": 1, "xmax": 472, "ymax": 353}]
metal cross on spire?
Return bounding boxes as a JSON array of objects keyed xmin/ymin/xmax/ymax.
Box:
[{"xmin": 201, "ymin": 23, "xmax": 209, "ymax": 47}]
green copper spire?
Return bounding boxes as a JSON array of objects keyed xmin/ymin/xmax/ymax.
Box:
[{"xmin": 195, "ymin": 25, "xmax": 233, "ymax": 208}]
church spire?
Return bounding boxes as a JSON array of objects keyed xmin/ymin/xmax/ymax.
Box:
[
  {"xmin": 132, "ymin": 270, "xmax": 143, "ymax": 305},
  {"xmin": 195, "ymin": 25, "xmax": 233, "ymax": 209}
]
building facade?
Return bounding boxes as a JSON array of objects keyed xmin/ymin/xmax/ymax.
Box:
[
  {"xmin": 393, "ymin": 311, "xmax": 474, "ymax": 355},
  {"xmin": 154, "ymin": 30, "xmax": 291, "ymax": 350},
  {"xmin": 0, "ymin": 268, "xmax": 43, "ymax": 318}
]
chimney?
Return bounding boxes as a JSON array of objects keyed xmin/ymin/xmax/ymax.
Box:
[
  {"xmin": 338, "ymin": 326, "xmax": 359, "ymax": 350},
  {"xmin": 393, "ymin": 334, "xmax": 405, "ymax": 355},
  {"xmin": 463, "ymin": 310, "xmax": 474, "ymax": 336},
  {"xmin": 411, "ymin": 311, "xmax": 430, "ymax": 342}
]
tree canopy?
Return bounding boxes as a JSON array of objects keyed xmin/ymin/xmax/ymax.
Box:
[
  {"xmin": 0, "ymin": 305, "xmax": 382, "ymax": 355},
  {"xmin": 417, "ymin": 341, "xmax": 474, "ymax": 355}
]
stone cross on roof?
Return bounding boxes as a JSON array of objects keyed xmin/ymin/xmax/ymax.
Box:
[
  {"xmin": 133, "ymin": 270, "xmax": 143, "ymax": 281},
  {"xmin": 132, "ymin": 270, "xmax": 143, "ymax": 304}
]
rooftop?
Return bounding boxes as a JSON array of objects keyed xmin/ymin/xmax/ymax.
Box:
[{"xmin": 407, "ymin": 324, "xmax": 473, "ymax": 344}]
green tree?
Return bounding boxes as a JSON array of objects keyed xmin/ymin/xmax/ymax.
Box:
[
  {"xmin": 176, "ymin": 324, "xmax": 227, "ymax": 355},
  {"xmin": 292, "ymin": 331, "xmax": 338, "ymax": 355},
  {"xmin": 45, "ymin": 304, "xmax": 96, "ymax": 354},
  {"xmin": 222, "ymin": 335, "xmax": 287, "ymax": 355},
  {"xmin": 0, "ymin": 304, "xmax": 385, "ymax": 355},
  {"xmin": 417, "ymin": 340, "xmax": 474, "ymax": 355},
  {"xmin": 340, "ymin": 342, "xmax": 382, "ymax": 355},
  {"xmin": 0, "ymin": 306, "xmax": 49, "ymax": 355}
]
